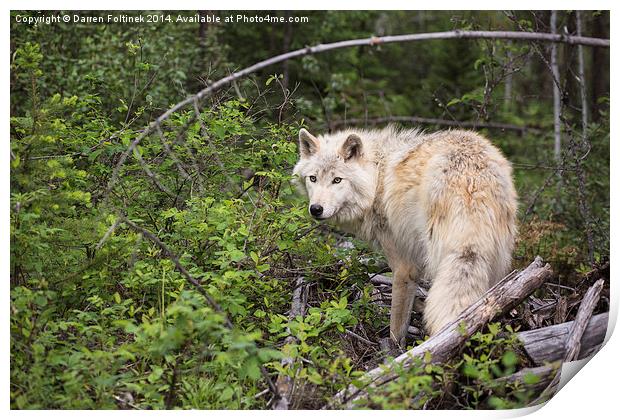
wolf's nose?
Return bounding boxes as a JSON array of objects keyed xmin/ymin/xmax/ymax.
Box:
[{"xmin": 310, "ymin": 204, "xmax": 323, "ymax": 217}]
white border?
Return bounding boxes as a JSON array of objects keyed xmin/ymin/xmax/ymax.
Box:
[{"xmin": 4, "ymin": 1, "xmax": 617, "ymax": 418}]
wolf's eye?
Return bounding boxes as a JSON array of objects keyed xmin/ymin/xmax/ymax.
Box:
[
  {"xmin": 333, "ymin": 177, "xmax": 342, "ymax": 184},
  {"xmin": 309, "ymin": 175, "xmax": 317, "ymax": 183}
]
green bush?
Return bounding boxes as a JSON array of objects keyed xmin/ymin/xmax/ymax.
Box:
[{"xmin": 11, "ymin": 11, "xmax": 609, "ymax": 409}]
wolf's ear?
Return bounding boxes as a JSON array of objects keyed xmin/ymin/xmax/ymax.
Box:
[
  {"xmin": 340, "ymin": 134, "xmax": 363, "ymax": 161},
  {"xmin": 299, "ymin": 129, "xmax": 320, "ymax": 158}
]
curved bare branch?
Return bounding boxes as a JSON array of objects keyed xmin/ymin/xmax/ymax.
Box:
[{"xmin": 104, "ymin": 29, "xmax": 610, "ymax": 197}]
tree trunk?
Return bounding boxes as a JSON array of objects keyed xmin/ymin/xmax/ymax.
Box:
[
  {"xmin": 563, "ymin": 279, "xmax": 605, "ymax": 362},
  {"xmin": 590, "ymin": 13, "xmax": 606, "ymax": 121},
  {"xmin": 550, "ymin": 11, "xmax": 562, "ymax": 163},
  {"xmin": 517, "ymin": 312, "xmax": 608, "ymax": 365},
  {"xmin": 530, "ymin": 278, "xmax": 605, "ymax": 405},
  {"xmin": 327, "ymin": 257, "xmax": 553, "ymax": 408},
  {"xmin": 576, "ymin": 11, "xmax": 589, "ymax": 139},
  {"xmin": 504, "ymin": 43, "xmax": 513, "ymax": 112},
  {"xmin": 282, "ymin": 12, "xmax": 293, "ymax": 92},
  {"xmin": 490, "ymin": 365, "xmax": 560, "ymax": 395}
]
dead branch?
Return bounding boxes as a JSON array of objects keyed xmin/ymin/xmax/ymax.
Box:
[
  {"xmin": 327, "ymin": 256, "xmax": 552, "ymax": 408},
  {"xmin": 121, "ymin": 217, "xmax": 230, "ymax": 322},
  {"xmin": 530, "ymin": 278, "xmax": 605, "ymax": 405},
  {"xmin": 273, "ymin": 277, "xmax": 308, "ymax": 410},
  {"xmin": 369, "ymin": 273, "xmax": 428, "ymax": 299},
  {"xmin": 563, "ymin": 279, "xmax": 605, "ymax": 362},
  {"xmin": 345, "ymin": 329, "xmax": 377, "ymax": 346},
  {"xmin": 518, "ymin": 312, "xmax": 608, "ymax": 365},
  {"xmin": 329, "ymin": 116, "xmax": 543, "ymax": 134},
  {"xmin": 104, "ymin": 30, "xmax": 609, "ymax": 197},
  {"xmin": 489, "ymin": 364, "xmax": 560, "ymax": 395}
]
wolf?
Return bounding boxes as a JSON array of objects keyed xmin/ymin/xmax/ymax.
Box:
[{"xmin": 293, "ymin": 125, "xmax": 517, "ymax": 347}]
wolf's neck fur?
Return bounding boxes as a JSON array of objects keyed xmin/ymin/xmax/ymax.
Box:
[{"xmin": 335, "ymin": 125, "xmax": 425, "ymax": 246}]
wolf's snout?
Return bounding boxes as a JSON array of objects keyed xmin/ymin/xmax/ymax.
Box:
[{"xmin": 310, "ymin": 204, "xmax": 324, "ymax": 218}]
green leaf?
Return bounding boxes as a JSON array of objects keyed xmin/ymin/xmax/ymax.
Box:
[
  {"xmin": 229, "ymin": 249, "xmax": 245, "ymax": 262},
  {"xmin": 34, "ymin": 294, "xmax": 47, "ymax": 307},
  {"xmin": 250, "ymin": 251, "xmax": 259, "ymax": 264},
  {"xmin": 147, "ymin": 366, "xmax": 164, "ymax": 383},
  {"xmin": 220, "ymin": 387, "xmax": 234, "ymax": 401},
  {"xmin": 242, "ymin": 360, "xmax": 261, "ymax": 380},
  {"xmin": 523, "ymin": 372, "xmax": 540, "ymax": 385},
  {"xmin": 256, "ymin": 264, "xmax": 270, "ymax": 273},
  {"xmin": 501, "ymin": 351, "xmax": 518, "ymax": 367},
  {"xmin": 462, "ymin": 363, "xmax": 480, "ymax": 378}
]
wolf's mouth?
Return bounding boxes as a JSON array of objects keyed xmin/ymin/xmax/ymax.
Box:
[
  {"xmin": 311, "ymin": 214, "xmax": 331, "ymax": 220},
  {"xmin": 314, "ymin": 206, "xmax": 344, "ymax": 221}
]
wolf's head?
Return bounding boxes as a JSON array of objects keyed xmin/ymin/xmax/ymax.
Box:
[{"xmin": 292, "ymin": 128, "xmax": 376, "ymax": 223}]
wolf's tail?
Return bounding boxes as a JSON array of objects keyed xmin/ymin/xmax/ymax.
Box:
[{"xmin": 423, "ymin": 223, "xmax": 515, "ymax": 336}]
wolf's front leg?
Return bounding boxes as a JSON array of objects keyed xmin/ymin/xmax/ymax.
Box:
[{"xmin": 389, "ymin": 265, "xmax": 418, "ymax": 348}]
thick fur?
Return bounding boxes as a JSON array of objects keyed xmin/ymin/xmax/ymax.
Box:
[{"xmin": 293, "ymin": 125, "xmax": 518, "ymax": 346}]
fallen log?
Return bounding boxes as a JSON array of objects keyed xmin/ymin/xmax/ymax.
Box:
[
  {"xmin": 369, "ymin": 274, "xmax": 427, "ymax": 314},
  {"xmin": 273, "ymin": 277, "xmax": 308, "ymax": 410},
  {"xmin": 563, "ymin": 279, "xmax": 605, "ymax": 362},
  {"xmin": 326, "ymin": 256, "xmax": 553, "ymax": 408},
  {"xmin": 517, "ymin": 312, "xmax": 608, "ymax": 365},
  {"xmin": 530, "ymin": 278, "xmax": 605, "ymax": 405},
  {"xmin": 489, "ymin": 364, "xmax": 560, "ymax": 395},
  {"xmin": 369, "ymin": 274, "xmax": 428, "ymax": 299}
]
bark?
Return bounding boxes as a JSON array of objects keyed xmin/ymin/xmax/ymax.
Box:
[
  {"xmin": 530, "ymin": 278, "xmax": 605, "ymax": 405},
  {"xmin": 490, "ymin": 364, "xmax": 560, "ymax": 395},
  {"xmin": 327, "ymin": 257, "xmax": 553, "ymax": 408},
  {"xmin": 517, "ymin": 312, "xmax": 608, "ymax": 365},
  {"xmin": 563, "ymin": 279, "xmax": 605, "ymax": 362}
]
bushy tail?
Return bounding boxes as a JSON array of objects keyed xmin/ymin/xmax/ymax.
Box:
[{"xmin": 423, "ymin": 247, "xmax": 494, "ymax": 336}]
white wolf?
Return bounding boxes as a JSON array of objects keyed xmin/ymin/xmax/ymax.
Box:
[{"xmin": 293, "ymin": 125, "xmax": 517, "ymax": 346}]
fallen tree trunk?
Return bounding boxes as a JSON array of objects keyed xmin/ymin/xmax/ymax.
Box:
[
  {"xmin": 518, "ymin": 312, "xmax": 608, "ymax": 365},
  {"xmin": 530, "ymin": 278, "xmax": 605, "ymax": 405},
  {"xmin": 489, "ymin": 364, "xmax": 560, "ymax": 394},
  {"xmin": 563, "ymin": 278, "xmax": 605, "ymax": 361},
  {"xmin": 327, "ymin": 256, "xmax": 553, "ymax": 408},
  {"xmin": 490, "ymin": 310, "xmax": 607, "ymax": 401},
  {"xmin": 369, "ymin": 274, "xmax": 428, "ymax": 299},
  {"xmin": 273, "ymin": 277, "xmax": 308, "ymax": 410}
]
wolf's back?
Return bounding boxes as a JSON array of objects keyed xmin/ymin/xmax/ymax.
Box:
[{"xmin": 385, "ymin": 129, "xmax": 517, "ymax": 335}]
